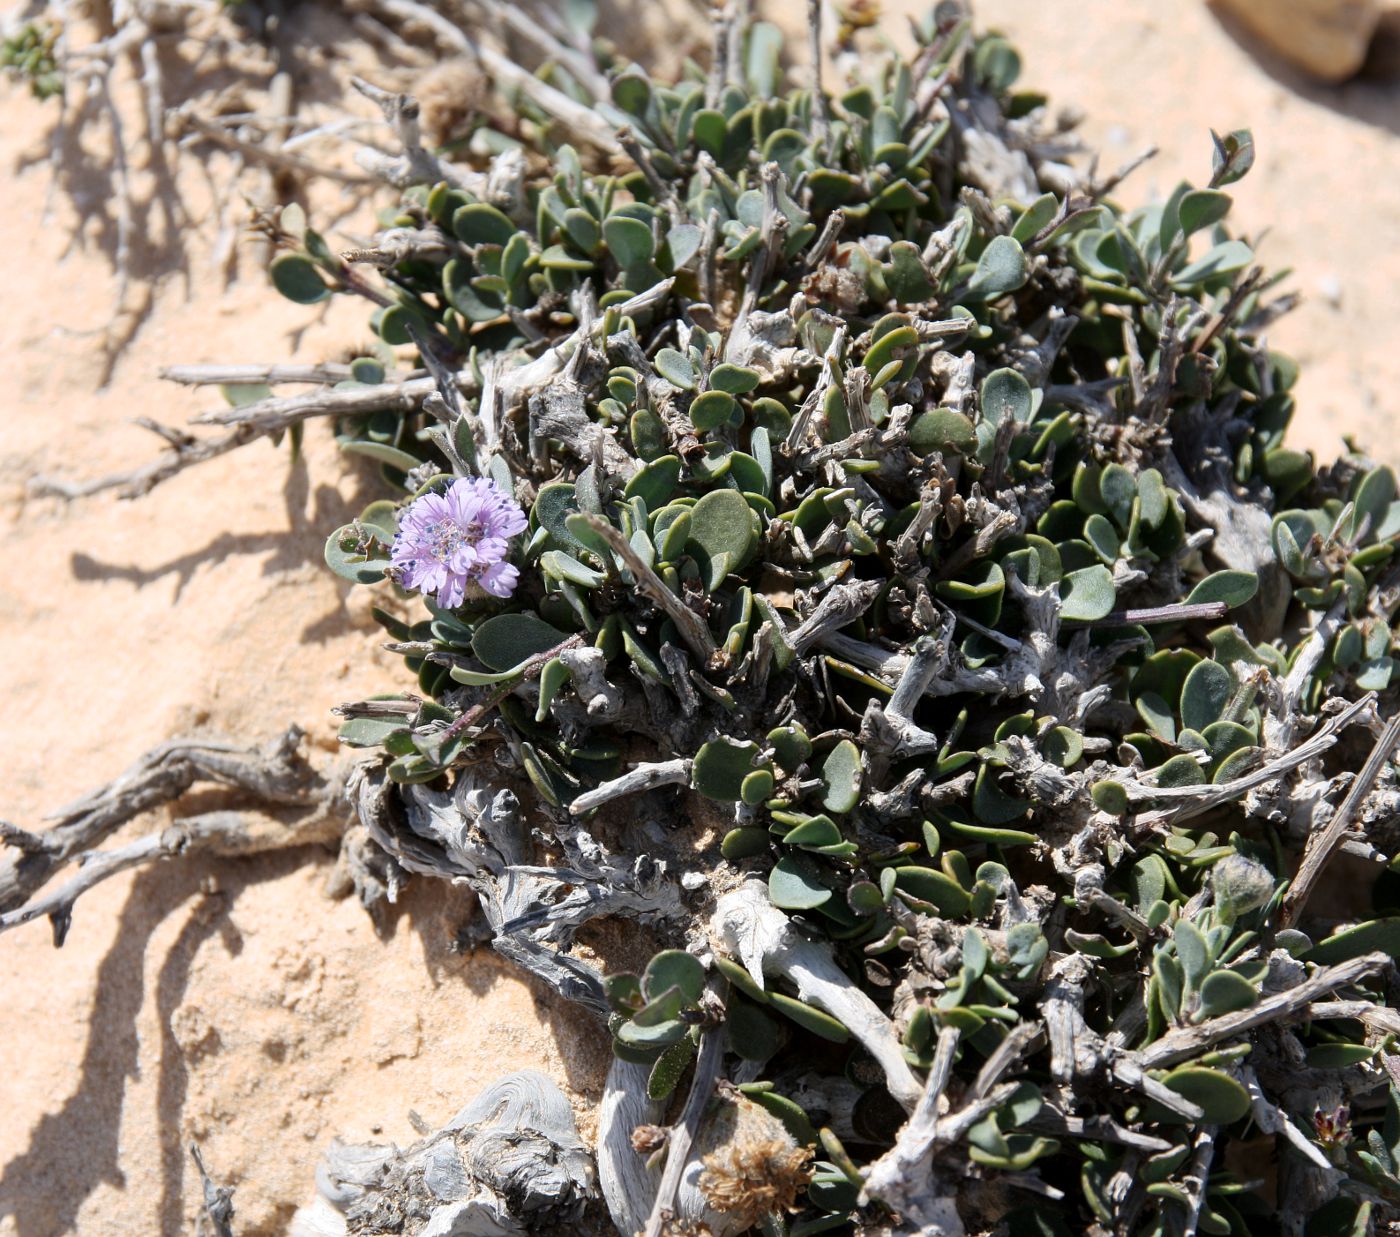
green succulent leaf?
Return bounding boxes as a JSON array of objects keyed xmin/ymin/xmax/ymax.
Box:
[
  {"xmin": 603, "ymin": 215, "xmax": 655, "ymax": 267},
  {"xmin": 1180, "ymin": 659, "xmax": 1233, "ymax": 732},
  {"xmin": 271, "ymin": 253, "xmax": 331, "ymax": 304},
  {"xmin": 687, "ymin": 489, "xmax": 758, "ymax": 588},
  {"xmin": 1060, "ymin": 565, "xmax": 1116, "ymax": 622},
  {"xmin": 769, "ymin": 856, "xmax": 833, "ymax": 910},
  {"xmin": 980, "ymin": 367, "xmax": 1034, "ymax": 425},
  {"xmin": 1159, "ymin": 1066, "xmax": 1251, "ymax": 1124},
  {"xmin": 966, "ymin": 235, "xmax": 1028, "ymax": 301},
  {"xmin": 1187, "ymin": 570, "xmax": 1259, "ymax": 610},
  {"xmin": 643, "ymin": 950, "xmax": 705, "ymax": 1005},
  {"xmin": 471, "ymin": 613, "xmax": 572, "ymax": 672},
  {"xmin": 453, "ymin": 202, "xmax": 516, "ymax": 247},
  {"xmin": 820, "ymin": 740, "xmax": 862, "ymax": 814},
  {"xmin": 693, "ymin": 738, "xmax": 765, "ymax": 801}
]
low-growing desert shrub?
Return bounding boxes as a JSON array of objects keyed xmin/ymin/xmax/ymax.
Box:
[{"xmin": 14, "ymin": 2, "xmax": 1400, "ymax": 1234}]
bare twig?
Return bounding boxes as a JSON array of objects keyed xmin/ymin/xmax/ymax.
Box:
[
  {"xmin": 569, "ymin": 760, "xmax": 693, "ymax": 816},
  {"xmin": 1140, "ymin": 952, "xmax": 1391, "ymax": 1068},
  {"xmin": 1066, "ymin": 600, "xmax": 1229, "ymax": 628},
  {"xmin": 790, "ymin": 579, "xmax": 882, "ymax": 655},
  {"xmin": 1280, "ymin": 712, "xmax": 1400, "ymax": 926},
  {"xmin": 1181, "ymin": 1126, "xmax": 1216, "ymax": 1237},
  {"xmin": 583, "ymin": 516, "xmax": 718, "ymax": 662},
  {"xmin": 640, "ymin": 1022, "xmax": 725, "ymax": 1237},
  {"xmin": 174, "ymin": 103, "xmax": 377, "ymax": 185},
  {"xmin": 191, "ymin": 1143, "xmax": 236, "ymax": 1237},
  {"xmin": 807, "ymin": 0, "xmax": 830, "ymax": 146},
  {"xmin": 365, "ymin": 0, "xmax": 623, "ymax": 154},
  {"xmin": 31, "ymin": 379, "xmax": 435, "ymax": 500},
  {"xmin": 1131, "ymin": 693, "xmax": 1376, "ymax": 827},
  {"xmin": 0, "ymin": 729, "xmax": 318, "ymax": 919},
  {"xmin": 0, "ymin": 805, "xmax": 340, "ymax": 945},
  {"xmin": 713, "ymin": 882, "xmax": 922, "ymax": 1110},
  {"xmin": 160, "ymin": 362, "xmax": 362, "ymax": 386}
]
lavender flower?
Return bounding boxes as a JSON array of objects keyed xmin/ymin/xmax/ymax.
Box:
[{"xmin": 390, "ymin": 477, "xmax": 527, "ymax": 608}]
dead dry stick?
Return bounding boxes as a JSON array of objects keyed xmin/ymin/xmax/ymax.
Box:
[
  {"xmin": 807, "ymin": 0, "xmax": 830, "ymax": 146},
  {"xmin": 713, "ymin": 882, "xmax": 923, "ymax": 1110},
  {"xmin": 1140, "ymin": 952, "xmax": 1391, "ymax": 1068},
  {"xmin": 568, "ymin": 759, "xmax": 693, "ymax": 815},
  {"xmin": 160, "ymin": 362, "xmax": 362, "ymax": 386},
  {"xmin": 174, "ymin": 104, "xmax": 377, "ymax": 185},
  {"xmin": 1066, "ymin": 600, "xmax": 1229, "ymax": 628},
  {"xmin": 466, "ymin": 0, "xmax": 610, "ymax": 101},
  {"xmin": 366, "ymin": 0, "xmax": 623, "ymax": 155},
  {"xmin": 0, "ymin": 806, "xmax": 341, "ymax": 945},
  {"xmin": 191, "ymin": 1143, "xmax": 236, "ymax": 1237},
  {"xmin": 0, "ymin": 729, "xmax": 317, "ymax": 917},
  {"xmin": 640, "ymin": 1022, "xmax": 725, "ymax": 1237},
  {"xmin": 30, "ymin": 378, "xmax": 436, "ymax": 499},
  {"xmin": 1130, "ymin": 692, "xmax": 1377, "ymax": 829},
  {"xmin": 583, "ymin": 516, "xmax": 718, "ymax": 662},
  {"xmin": 1280, "ymin": 711, "xmax": 1400, "ymax": 926}
]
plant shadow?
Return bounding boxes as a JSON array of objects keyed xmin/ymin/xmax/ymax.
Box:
[{"xmin": 0, "ymin": 844, "xmax": 324, "ymax": 1237}]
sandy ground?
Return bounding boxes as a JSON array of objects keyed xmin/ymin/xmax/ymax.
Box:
[{"xmin": 0, "ymin": 2, "xmax": 1396, "ymax": 1234}]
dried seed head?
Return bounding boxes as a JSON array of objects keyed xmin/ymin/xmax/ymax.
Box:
[
  {"xmin": 698, "ymin": 1136, "xmax": 813, "ymax": 1229},
  {"xmin": 415, "ymin": 59, "xmax": 486, "ymax": 147},
  {"xmin": 631, "ymin": 1123, "xmax": 669, "ymax": 1155},
  {"xmin": 1211, "ymin": 852, "xmax": 1275, "ymax": 921},
  {"xmin": 695, "ymin": 1099, "xmax": 813, "ymax": 1231}
]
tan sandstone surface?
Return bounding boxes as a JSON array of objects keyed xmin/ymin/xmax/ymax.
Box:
[{"xmin": 0, "ymin": 2, "xmax": 1396, "ymax": 1233}]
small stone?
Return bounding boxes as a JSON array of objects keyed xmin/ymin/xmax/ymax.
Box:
[
  {"xmin": 1317, "ymin": 273, "xmax": 1344, "ymax": 307},
  {"xmin": 1212, "ymin": 0, "xmax": 1382, "ymax": 81}
]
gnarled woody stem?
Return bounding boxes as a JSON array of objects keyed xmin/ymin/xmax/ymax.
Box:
[{"xmin": 711, "ymin": 880, "xmax": 923, "ymax": 1111}]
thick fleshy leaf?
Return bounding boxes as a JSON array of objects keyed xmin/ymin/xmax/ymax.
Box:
[
  {"xmin": 693, "ymin": 737, "xmax": 765, "ymax": 801},
  {"xmin": 325, "ymin": 525, "xmax": 388, "ymax": 584},
  {"xmin": 966, "ymin": 235, "xmax": 1027, "ymax": 301},
  {"xmin": 1060, "ymin": 565, "xmax": 1116, "ymax": 621},
  {"xmin": 1180, "ymin": 659, "xmax": 1233, "ymax": 732},
  {"xmin": 820, "ymin": 740, "xmax": 862, "ymax": 814},
  {"xmin": 710, "ymin": 363, "xmax": 761, "ymax": 394},
  {"xmin": 1188, "ymin": 570, "xmax": 1258, "ymax": 610},
  {"xmin": 910, "ymin": 407, "xmax": 976, "ymax": 456},
  {"xmin": 648, "ymin": 1034, "xmax": 697, "ymax": 1099},
  {"xmin": 768, "ymin": 992, "xmax": 850, "ymax": 1043},
  {"xmin": 687, "ymin": 489, "xmax": 757, "ymax": 588},
  {"xmin": 1160, "ymin": 1066, "xmax": 1250, "ymax": 1124},
  {"xmin": 643, "ymin": 949, "xmax": 705, "ymax": 1005},
  {"xmin": 769, "ymin": 856, "xmax": 833, "ymax": 910},
  {"xmin": 271, "ymin": 253, "xmax": 331, "ymax": 304},
  {"xmin": 453, "ymin": 202, "xmax": 516, "ymax": 247},
  {"xmin": 1198, "ymin": 970, "xmax": 1259, "ymax": 1018},
  {"xmin": 603, "ymin": 215, "xmax": 655, "ymax": 267},
  {"xmin": 980, "ymin": 367, "xmax": 1033, "ymax": 424},
  {"xmin": 654, "ymin": 347, "xmax": 696, "ymax": 390},
  {"xmin": 1306, "ymin": 918, "xmax": 1400, "ymax": 965},
  {"xmin": 690, "ymin": 390, "xmax": 738, "ymax": 431},
  {"xmin": 892, "ymin": 866, "xmax": 971, "ymax": 915},
  {"xmin": 1173, "ymin": 919, "xmax": 1212, "ymax": 988},
  {"xmin": 1177, "ymin": 189, "xmax": 1232, "ymax": 237},
  {"xmin": 1172, "ymin": 239, "xmax": 1252, "ymax": 286},
  {"xmin": 471, "ymin": 613, "xmax": 571, "ymax": 672}
]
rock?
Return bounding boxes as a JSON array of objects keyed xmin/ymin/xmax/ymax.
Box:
[
  {"xmin": 1212, "ymin": 0, "xmax": 1382, "ymax": 81},
  {"xmin": 1364, "ymin": 7, "xmax": 1400, "ymax": 75}
]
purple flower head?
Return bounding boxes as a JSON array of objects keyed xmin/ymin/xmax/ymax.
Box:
[{"xmin": 390, "ymin": 477, "xmax": 528, "ymax": 608}]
